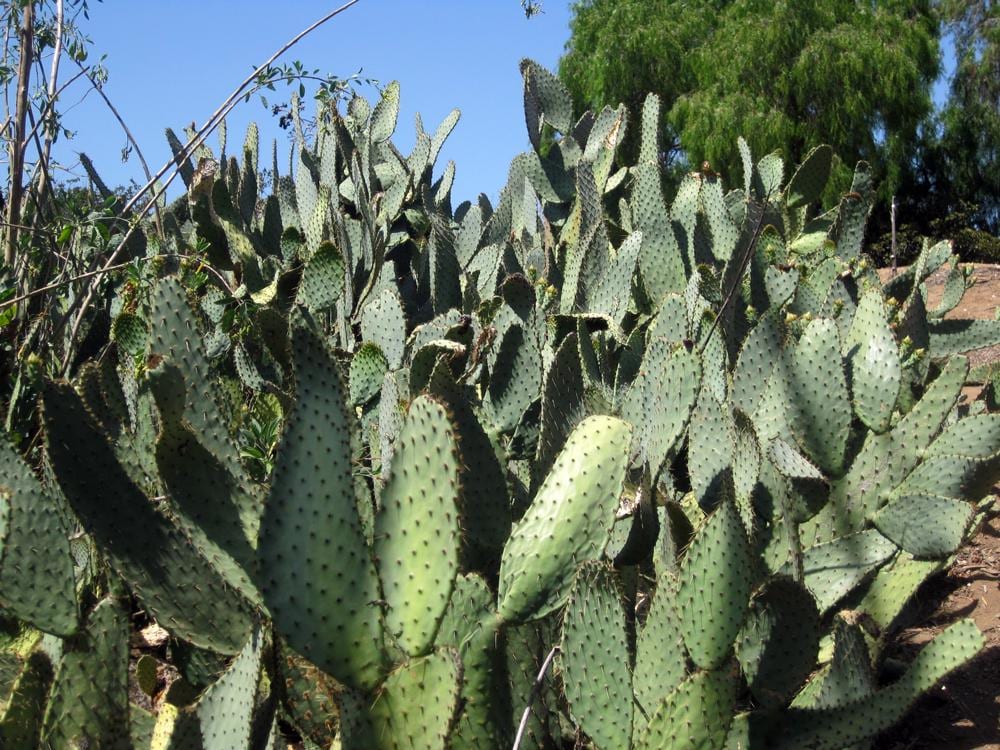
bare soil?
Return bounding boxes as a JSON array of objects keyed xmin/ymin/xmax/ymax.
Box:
[{"xmin": 875, "ymin": 264, "xmax": 1000, "ymax": 750}]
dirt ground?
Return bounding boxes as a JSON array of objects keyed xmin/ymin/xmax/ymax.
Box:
[{"xmin": 874, "ymin": 264, "xmax": 1000, "ymax": 750}]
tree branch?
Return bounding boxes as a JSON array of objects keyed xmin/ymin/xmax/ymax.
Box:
[
  {"xmin": 512, "ymin": 646, "xmax": 559, "ymax": 750},
  {"xmin": 58, "ymin": 0, "xmax": 364, "ymax": 374},
  {"xmin": 4, "ymin": 2, "xmax": 33, "ymax": 267},
  {"xmin": 71, "ymin": 56, "xmax": 163, "ymax": 239}
]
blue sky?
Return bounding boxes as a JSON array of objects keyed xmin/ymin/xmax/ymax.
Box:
[{"xmin": 51, "ymin": 1, "xmax": 575, "ymax": 206}]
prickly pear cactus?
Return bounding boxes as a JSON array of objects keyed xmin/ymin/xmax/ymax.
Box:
[{"xmin": 4, "ymin": 61, "xmax": 996, "ymax": 750}]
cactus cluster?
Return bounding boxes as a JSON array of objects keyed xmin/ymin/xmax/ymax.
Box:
[{"xmin": 0, "ymin": 60, "xmax": 997, "ymax": 749}]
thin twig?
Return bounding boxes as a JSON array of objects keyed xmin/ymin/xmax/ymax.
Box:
[
  {"xmin": 699, "ymin": 189, "xmax": 774, "ymax": 354},
  {"xmin": 0, "ymin": 220, "xmax": 55, "ymax": 236},
  {"xmin": 117, "ymin": 0, "xmax": 364, "ymax": 223},
  {"xmin": 4, "ymin": 2, "xmax": 33, "ymax": 267},
  {"xmin": 31, "ymin": 0, "xmax": 63, "ymax": 218},
  {"xmin": 58, "ymin": 0, "xmax": 363, "ymax": 374},
  {"xmin": 1, "ymin": 252, "xmax": 233, "ymax": 311},
  {"xmin": 19, "ymin": 66, "xmax": 88, "ymax": 152},
  {"xmin": 512, "ymin": 646, "xmax": 559, "ymax": 750},
  {"xmin": 71, "ymin": 56, "xmax": 163, "ymax": 239}
]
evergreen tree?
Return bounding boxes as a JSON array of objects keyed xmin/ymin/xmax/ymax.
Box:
[
  {"xmin": 559, "ymin": 1, "xmax": 940, "ymax": 200},
  {"xmin": 938, "ymin": 0, "xmax": 1000, "ymax": 233}
]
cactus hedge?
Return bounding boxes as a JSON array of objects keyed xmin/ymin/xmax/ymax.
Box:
[{"xmin": 0, "ymin": 60, "xmax": 998, "ymax": 749}]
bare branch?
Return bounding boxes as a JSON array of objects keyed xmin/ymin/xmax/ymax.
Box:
[
  {"xmin": 30, "ymin": 0, "xmax": 63, "ymax": 220},
  {"xmin": 71, "ymin": 57, "xmax": 163, "ymax": 239},
  {"xmin": 4, "ymin": 2, "xmax": 33, "ymax": 267},
  {"xmin": 512, "ymin": 646, "xmax": 559, "ymax": 750},
  {"xmin": 58, "ymin": 0, "xmax": 364, "ymax": 374},
  {"xmin": 1, "ymin": 252, "xmax": 234, "ymax": 312}
]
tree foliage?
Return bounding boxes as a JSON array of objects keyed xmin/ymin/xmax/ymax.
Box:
[
  {"xmin": 560, "ymin": 0, "xmax": 940, "ymax": 199},
  {"xmin": 937, "ymin": 0, "xmax": 1000, "ymax": 233}
]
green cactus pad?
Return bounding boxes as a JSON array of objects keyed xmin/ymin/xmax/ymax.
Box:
[
  {"xmin": 786, "ymin": 318, "xmax": 851, "ymax": 475},
  {"xmin": 233, "ymin": 342, "xmax": 266, "ymax": 391},
  {"xmin": 362, "ymin": 288, "xmax": 408, "ymax": 370},
  {"xmin": 258, "ymin": 320, "xmax": 385, "ymax": 689},
  {"xmin": 895, "ymin": 454, "xmax": 999, "ymax": 503},
  {"xmin": 678, "ymin": 501, "xmax": 753, "ymax": 669},
  {"xmin": 148, "ymin": 361, "xmax": 259, "ymax": 582},
  {"xmin": 857, "ymin": 553, "xmax": 941, "ymax": 632},
  {"xmin": 428, "ymin": 216, "xmax": 463, "ymax": 315},
  {"xmin": 498, "ymin": 416, "xmax": 632, "ymax": 624},
  {"xmin": 846, "ymin": 288, "xmax": 901, "ymax": 433},
  {"xmin": 775, "ymin": 619, "xmax": 983, "ymax": 749},
  {"xmin": 276, "ymin": 641, "xmax": 342, "ymax": 747},
  {"xmin": 785, "ymin": 145, "xmax": 833, "ymax": 209},
  {"xmin": 0, "ymin": 443, "xmax": 77, "ymax": 636},
  {"xmin": 792, "ymin": 614, "xmax": 874, "ymax": 710},
  {"xmin": 754, "ymin": 151, "xmax": 785, "ymax": 199},
  {"xmin": 833, "ymin": 165, "xmax": 873, "ymax": 261},
  {"xmin": 559, "ymin": 561, "xmax": 632, "ymax": 750},
  {"xmin": 409, "ymin": 339, "xmax": 465, "ymax": 398},
  {"xmin": 365, "ymin": 649, "xmax": 462, "ymax": 750},
  {"xmin": 633, "ymin": 572, "xmax": 687, "ymax": 733},
  {"xmin": 426, "ymin": 363, "xmax": 511, "ymax": 566},
  {"xmin": 622, "ymin": 339, "xmax": 701, "ymax": 477},
  {"xmin": 872, "ymin": 494, "xmax": 973, "ymax": 558},
  {"xmin": 148, "ymin": 279, "xmax": 250, "ymax": 495},
  {"xmin": 927, "ymin": 413, "xmax": 1000, "ymax": 458},
  {"xmin": 733, "ymin": 308, "xmax": 785, "ymax": 417},
  {"xmin": 0, "ymin": 650, "xmax": 53, "ymax": 748},
  {"xmin": 735, "ymin": 577, "xmax": 819, "ymax": 709},
  {"xmin": 931, "ymin": 258, "xmax": 969, "ymax": 318},
  {"xmin": 350, "ymin": 342, "xmax": 389, "ymax": 407},
  {"xmin": 111, "ymin": 312, "xmax": 147, "ymax": 357},
  {"xmin": 800, "ymin": 355, "xmax": 969, "ymax": 544},
  {"xmin": 592, "ymin": 230, "xmax": 643, "ymax": 327},
  {"xmin": 177, "ymin": 627, "xmax": 264, "ymax": 750},
  {"xmin": 375, "ymin": 395, "xmax": 460, "ymax": 657},
  {"xmin": 42, "ymin": 381, "xmax": 254, "ymax": 654},
  {"xmin": 302, "ymin": 186, "xmax": 328, "ymax": 257},
  {"xmin": 435, "ymin": 573, "xmax": 507, "ymax": 749},
  {"xmin": 637, "ymin": 669, "xmax": 736, "ymax": 750},
  {"xmin": 165, "ymin": 127, "xmax": 195, "ymax": 187},
  {"xmin": 785, "ymin": 529, "xmax": 896, "ymax": 613},
  {"xmin": 687, "ymin": 388, "xmax": 734, "ymax": 509},
  {"xmin": 535, "ymin": 333, "xmax": 586, "ymax": 486},
  {"xmin": 521, "ymin": 59, "xmax": 574, "ymax": 139},
  {"xmin": 635, "ymin": 158, "xmax": 686, "ymax": 305},
  {"xmin": 369, "ymin": 80, "xmax": 401, "ymax": 143},
  {"xmin": 41, "ymin": 598, "xmax": 129, "ymax": 750},
  {"xmin": 928, "ymin": 318, "xmax": 1000, "ymax": 357},
  {"xmin": 486, "ymin": 322, "xmax": 542, "ymax": 433},
  {"xmin": 296, "ymin": 240, "xmax": 345, "ymax": 313},
  {"xmin": 767, "ymin": 437, "xmax": 829, "ymax": 523}
]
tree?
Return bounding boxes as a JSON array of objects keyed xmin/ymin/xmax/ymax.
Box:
[
  {"xmin": 936, "ymin": 0, "xmax": 1000, "ymax": 233},
  {"xmin": 559, "ymin": 1, "xmax": 940, "ymax": 200},
  {"xmin": 558, "ymin": 0, "xmax": 717, "ymax": 173}
]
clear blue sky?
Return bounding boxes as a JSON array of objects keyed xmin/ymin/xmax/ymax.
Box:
[{"xmin": 50, "ymin": 1, "xmax": 575, "ymax": 207}]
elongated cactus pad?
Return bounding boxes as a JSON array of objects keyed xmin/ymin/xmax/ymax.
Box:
[
  {"xmin": 498, "ymin": 416, "xmax": 632, "ymax": 624},
  {"xmin": 559, "ymin": 561, "xmax": 633, "ymax": 749},
  {"xmin": 258, "ymin": 319, "xmax": 385, "ymax": 689},
  {"xmin": 375, "ymin": 395, "xmax": 460, "ymax": 657}
]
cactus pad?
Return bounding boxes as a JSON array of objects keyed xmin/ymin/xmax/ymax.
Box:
[
  {"xmin": 498, "ymin": 416, "xmax": 632, "ymax": 624},
  {"xmin": 258, "ymin": 320, "xmax": 385, "ymax": 689},
  {"xmin": 559, "ymin": 561, "xmax": 632, "ymax": 749},
  {"xmin": 678, "ymin": 501, "xmax": 753, "ymax": 669},
  {"xmin": 375, "ymin": 395, "xmax": 460, "ymax": 657}
]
